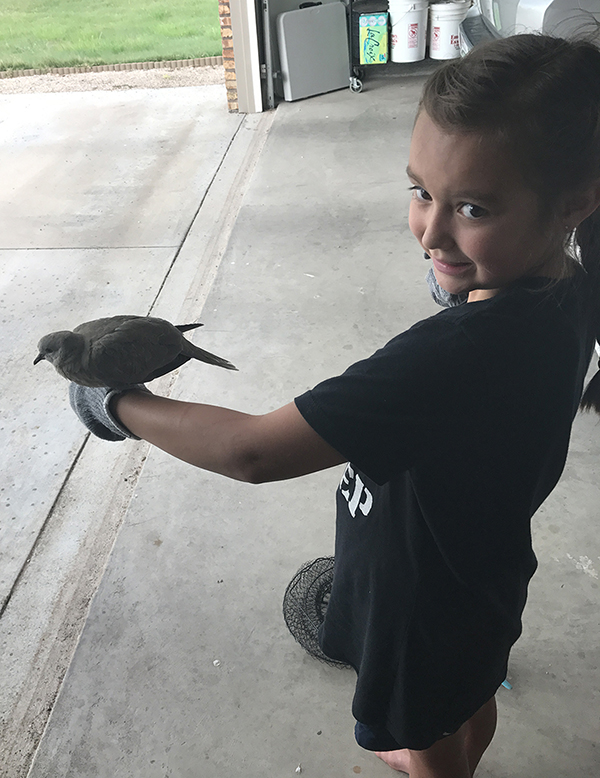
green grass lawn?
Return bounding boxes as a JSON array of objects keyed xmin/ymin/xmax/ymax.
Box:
[{"xmin": 0, "ymin": 0, "xmax": 222, "ymax": 71}]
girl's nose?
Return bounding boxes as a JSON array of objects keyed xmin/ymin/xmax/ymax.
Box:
[{"xmin": 421, "ymin": 206, "xmax": 454, "ymax": 253}]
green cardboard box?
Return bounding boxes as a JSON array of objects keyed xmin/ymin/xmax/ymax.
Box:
[{"xmin": 358, "ymin": 13, "xmax": 389, "ymax": 65}]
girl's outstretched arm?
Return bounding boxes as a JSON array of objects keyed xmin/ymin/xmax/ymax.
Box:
[{"xmin": 112, "ymin": 390, "xmax": 346, "ymax": 484}]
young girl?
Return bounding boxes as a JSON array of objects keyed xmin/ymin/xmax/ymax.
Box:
[{"xmin": 70, "ymin": 34, "xmax": 600, "ymax": 778}]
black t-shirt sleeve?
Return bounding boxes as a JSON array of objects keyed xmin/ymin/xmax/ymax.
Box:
[{"xmin": 295, "ymin": 314, "xmax": 478, "ymax": 485}]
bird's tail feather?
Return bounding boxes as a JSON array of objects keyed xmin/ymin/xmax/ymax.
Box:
[
  {"xmin": 175, "ymin": 322, "xmax": 204, "ymax": 333},
  {"xmin": 188, "ymin": 343, "xmax": 237, "ymax": 371}
]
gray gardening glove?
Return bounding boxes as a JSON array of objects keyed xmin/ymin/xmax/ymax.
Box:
[
  {"xmin": 69, "ymin": 383, "xmax": 150, "ymax": 441},
  {"xmin": 426, "ymin": 266, "xmax": 468, "ymax": 308}
]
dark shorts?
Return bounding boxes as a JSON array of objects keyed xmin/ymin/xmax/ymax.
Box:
[
  {"xmin": 354, "ymin": 721, "xmax": 456, "ymax": 752},
  {"xmin": 354, "ymin": 721, "xmax": 404, "ymax": 752}
]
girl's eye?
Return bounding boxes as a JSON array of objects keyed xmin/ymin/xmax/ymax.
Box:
[
  {"xmin": 408, "ymin": 185, "xmax": 431, "ymax": 202},
  {"xmin": 459, "ymin": 203, "xmax": 487, "ymax": 219}
]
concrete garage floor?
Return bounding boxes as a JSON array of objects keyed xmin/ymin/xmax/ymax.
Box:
[
  {"xmin": 0, "ymin": 82, "xmax": 270, "ymax": 776},
  {"xmin": 2, "ymin": 70, "xmax": 599, "ymax": 778}
]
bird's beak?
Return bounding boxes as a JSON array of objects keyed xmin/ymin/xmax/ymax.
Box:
[{"xmin": 33, "ymin": 353, "xmax": 45, "ymax": 365}]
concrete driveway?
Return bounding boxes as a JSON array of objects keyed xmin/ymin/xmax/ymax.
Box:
[
  {"xmin": 1, "ymin": 69, "xmax": 599, "ymax": 778},
  {"xmin": 0, "ymin": 82, "xmax": 273, "ymax": 776}
]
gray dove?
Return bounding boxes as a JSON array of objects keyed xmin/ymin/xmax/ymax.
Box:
[{"xmin": 34, "ymin": 315, "xmax": 237, "ymax": 389}]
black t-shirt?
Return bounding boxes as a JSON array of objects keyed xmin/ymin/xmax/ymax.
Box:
[{"xmin": 294, "ymin": 274, "xmax": 595, "ymax": 749}]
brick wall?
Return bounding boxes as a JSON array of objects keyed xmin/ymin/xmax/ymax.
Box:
[{"xmin": 219, "ymin": 0, "xmax": 238, "ymax": 112}]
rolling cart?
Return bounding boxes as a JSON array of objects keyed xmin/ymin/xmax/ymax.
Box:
[{"xmin": 347, "ymin": 0, "xmax": 390, "ymax": 93}]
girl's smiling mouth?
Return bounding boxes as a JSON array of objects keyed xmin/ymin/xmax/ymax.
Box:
[{"xmin": 431, "ymin": 257, "xmax": 472, "ymax": 275}]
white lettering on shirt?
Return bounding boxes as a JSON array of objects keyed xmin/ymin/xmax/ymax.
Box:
[{"xmin": 340, "ymin": 464, "xmax": 374, "ymax": 518}]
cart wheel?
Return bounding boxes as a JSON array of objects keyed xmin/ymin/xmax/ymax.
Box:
[{"xmin": 350, "ymin": 77, "xmax": 363, "ymax": 94}]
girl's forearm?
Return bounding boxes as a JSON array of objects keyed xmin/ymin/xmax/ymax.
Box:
[
  {"xmin": 112, "ymin": 390, "xmax": 263, "ymax": 481},
  {"xmin": 111, "ymin": 390, "xmax": 345, "ymax": 483}
]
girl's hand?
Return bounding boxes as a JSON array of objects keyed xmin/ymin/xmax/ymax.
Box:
[{"xmin": 69, "ymin": 383, "xmax": 151, "ymax": 441}]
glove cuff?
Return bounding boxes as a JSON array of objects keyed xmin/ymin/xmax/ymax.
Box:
[
  {"xmin": 69, "ymin": 384, "xmax": 149, "ymax": 442},
  {"xmin": 104, "ymin": 389, "xmax": 144, "ymax": 440}
]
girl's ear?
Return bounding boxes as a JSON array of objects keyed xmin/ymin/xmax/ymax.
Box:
[{"xmin": 562, "ymin": 179, "xmax": 600, "ymax": 230}]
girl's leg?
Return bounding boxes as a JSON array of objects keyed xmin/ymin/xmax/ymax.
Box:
[
  {"xmin": 376, "ymin": 695, "xmax": 497, "ymax": 777},
  {"xmin": 463, "ymin": 695, "xmax": 497, "ymax": 774},
  {"xmin": 408, "ymin": 726, "xmax": 471, "ymax": 778},
  {"xmin": 374, "ymin": 749, "xmax": 411, "ymax": 773}
]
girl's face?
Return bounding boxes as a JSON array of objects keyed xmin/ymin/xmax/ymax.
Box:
[{"xmin": 407, "ymin": 111, "xmax": 564, "ymax": 298}]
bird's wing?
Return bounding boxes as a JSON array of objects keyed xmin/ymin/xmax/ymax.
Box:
[
  {"xmin": 73, "ymin": 315, "xmax": 145, "ymax": 339},
  {"xmin": 88, "ymin": 317, "xmax": 184, "ymax": 386},
  {"xmin": 142, "ymin": 353, "xmax": 192, "ymax": 382}
]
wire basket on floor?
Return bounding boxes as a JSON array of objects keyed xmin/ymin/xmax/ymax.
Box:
[{"xmin": 282, "ymin": 556, "xmax": 350, "ymax": 668}]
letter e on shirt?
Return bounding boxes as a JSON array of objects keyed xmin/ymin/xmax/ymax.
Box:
[{"xmin": 340, "ymin": 464, "xmax": 374, "ymax": 518}]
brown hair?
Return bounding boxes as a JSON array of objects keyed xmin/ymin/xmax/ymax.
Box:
[{"xmin": 418, "ymin": 34, "xmax": 600, "ymax": 412}]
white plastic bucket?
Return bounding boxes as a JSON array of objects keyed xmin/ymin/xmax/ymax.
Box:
[
  {"xmin": 389, "ymin": 0, "xmax": 429, "ymax": 63},
  {"xmin": 429, "ymin": 1, "xmax": 470, "ymax": 60}
]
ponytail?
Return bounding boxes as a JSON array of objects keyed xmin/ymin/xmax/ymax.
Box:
[{"xmin": 578, "ymin": 207, "xmax": 600, "ymax": 413}]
